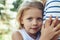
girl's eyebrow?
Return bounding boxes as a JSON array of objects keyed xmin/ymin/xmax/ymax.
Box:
[
  {"xmin": 26, "ymin": 17, "xmax": 42, "ymax": 18},
  {"xmin": 37, "ymin": 17, "xmax": 43, "ymax": 20},
  {"xmin": 37, "ymin": 17, "xmax": 43, "ymax": 19},
  {"xmin": 37, "ymin": 17, "xmax": 42, "ymax": 18}
]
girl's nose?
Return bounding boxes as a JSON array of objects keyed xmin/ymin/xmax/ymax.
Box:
[{"xmin": 32, "ymin": 20, "xmax": 37, "ymax": 26}]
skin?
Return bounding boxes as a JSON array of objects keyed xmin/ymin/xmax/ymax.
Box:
[{"xmin": 12, "ymin": 31, "xmax": 23, "ymax": 40}]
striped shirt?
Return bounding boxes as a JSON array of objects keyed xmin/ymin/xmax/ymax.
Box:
[{"xmin": 44, "ymin": 0, "xmax": 60, "ymax": 20}]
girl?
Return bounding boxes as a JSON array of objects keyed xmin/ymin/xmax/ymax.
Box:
[{"xmin": 12, "ymin": 1, "xmax": 60, "ymax": 40}]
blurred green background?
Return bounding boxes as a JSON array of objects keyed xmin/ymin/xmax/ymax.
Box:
[{"xmin": 0, "ymin": 0, "xmax": 22, "ymax": 40}]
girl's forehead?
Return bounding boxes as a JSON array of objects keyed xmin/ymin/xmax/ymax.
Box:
[{"xmin": 22, "ymin": 8, "xmax": 42, "ymax": 18}]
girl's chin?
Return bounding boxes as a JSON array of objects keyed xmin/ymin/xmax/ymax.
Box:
[{"xmin": 30, "ymin": 30, "xmax": 39, "ymax": 34}]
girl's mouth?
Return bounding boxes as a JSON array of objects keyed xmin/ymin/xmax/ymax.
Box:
[{"xmin": 31, "ymin": 27, "xmax": 38, "ymax": 30}]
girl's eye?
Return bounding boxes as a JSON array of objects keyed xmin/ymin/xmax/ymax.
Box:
[
  {"xmin": 37, "ymin": 18, "xmax": 43, "ymax": 21},
  {"xmin": 27, "ymin": 17, "xmax": 32, "ymax": 21}
]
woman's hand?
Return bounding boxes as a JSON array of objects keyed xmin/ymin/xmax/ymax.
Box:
[{"xmin": 40, "ymin": 16, "xmax": 60, "ymax": 40}]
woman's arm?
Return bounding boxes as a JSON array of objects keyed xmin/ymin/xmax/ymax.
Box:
[{"xmin": 12, "ymin": 31, "xmax": 23, "ymax": 40}]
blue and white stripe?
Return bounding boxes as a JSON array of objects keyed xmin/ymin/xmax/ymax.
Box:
[{"xmin": 44, "ymin": 0, "xmax": 60, "ymax": 20}]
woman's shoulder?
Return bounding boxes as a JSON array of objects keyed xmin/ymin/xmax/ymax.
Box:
[{"xmin": 12, "ymin": 31, "xmax": 23, "ymax": 40}]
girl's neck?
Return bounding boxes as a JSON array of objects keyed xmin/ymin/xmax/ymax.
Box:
[
  {"xmin": 23, "ymin": 28, "xmax": 37, "ymax": 39},
  {"xmin": 24, "ymin": 29, "xmax": 40, "ymax": 39},
  {"xmin": 28, "ymin": 32, "xmax": 37, "ymax": 39}
]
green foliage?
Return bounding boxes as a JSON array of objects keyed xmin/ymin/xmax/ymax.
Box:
[
  {"xmin": 0, "ymin": 0, "xmax": 5, "ymax": 15},
  {"xmin": 0, "ymin": 35, "xmax": 3, "ymax": 40},
  {"xmin": 0, "ymin": 11, "xmax": 1, "ymax": 15},
  {"xmin": 10, "ymin": 0, "xmax": 22, "ymax": 11},
  {"xmin": 1, "ymin": 13, "xmax": 13, "ymax": 25},
  {"xmin": 0, "ymin": 0, "xmax": 5, "ymax": 5},
  {"xmin": 0, "ymin": 0, "xmax": 14, "ymax": 40},
  {"xmin": 0, "ymin": 7, "xmax": 4, "ymax": 10},
  {"xmin": 0, "ymin": 0, "xmax": 5, "ymax": 16}
]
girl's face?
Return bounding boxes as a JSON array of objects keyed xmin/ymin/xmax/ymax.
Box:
[{"xmin": 21, "ymin": 8, "xmax": 43, "ymax": 34}]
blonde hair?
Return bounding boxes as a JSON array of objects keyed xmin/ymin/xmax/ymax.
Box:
[{"xmin": 16, "ymin": 1, "xmax": 44, "ymax": 29}]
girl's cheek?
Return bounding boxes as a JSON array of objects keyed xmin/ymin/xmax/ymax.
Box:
[{"xmin": 39, "ymin": 23, "xmax": 42, "ymax": 28}]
